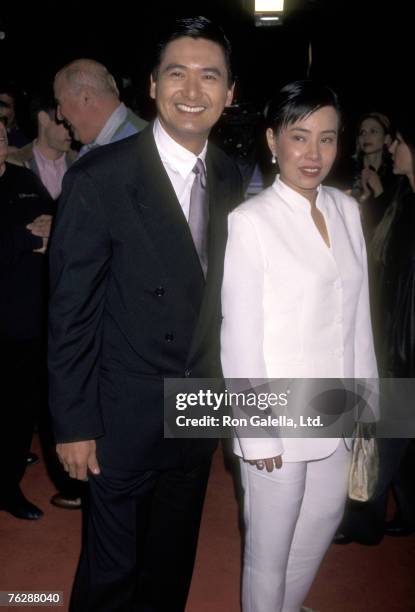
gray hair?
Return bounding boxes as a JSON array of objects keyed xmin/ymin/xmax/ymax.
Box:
[{"xmin": 56, "ymin": 59, "xmax": 119, "ymax": 98}]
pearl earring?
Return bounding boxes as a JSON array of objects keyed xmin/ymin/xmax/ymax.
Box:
[{"xmin": 271, "ymin": 154, "xmax": 277, "ymax": 165}]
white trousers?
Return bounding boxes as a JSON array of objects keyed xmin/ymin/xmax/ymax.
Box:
[{"xmin": 240, "ymin": 441, "xmax": 351, "ymax": 612}]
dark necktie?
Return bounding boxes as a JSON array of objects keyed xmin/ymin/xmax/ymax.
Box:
[{"xmin": 188, "ymin": 158, "xmax": 209, "ymax": 277}]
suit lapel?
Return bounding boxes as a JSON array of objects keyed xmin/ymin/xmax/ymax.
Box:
[
  {"xmin": 125, "ymin": 128, "xmax": 231, "ymax": 365},
  {"xmin": 187, "ymin": 146, "xmax": 231, "ymax": 362},
  {"xmin": 125, "ymin": 126, "xmax": 205, "ymax": 314}
]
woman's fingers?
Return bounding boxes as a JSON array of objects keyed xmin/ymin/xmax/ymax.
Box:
[{"xmin": 247, "ymin": 456, "xmax": 283, "ymax": 472}]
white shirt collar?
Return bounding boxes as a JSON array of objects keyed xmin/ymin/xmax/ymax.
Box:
[
  {"xmin": 272, "ymin": 174, "xmax": 324, "ymax": 213},
  {"xmin": 94, "ymin": 102, "xmax": 128, "ymax": 147},
  {"xmin": 153, "ymin": 118, "xmax": 207, "ymax": 179}
]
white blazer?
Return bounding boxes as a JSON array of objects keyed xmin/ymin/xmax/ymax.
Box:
[{"xmin": 221, "ymin": 176, "xmax": 378, "ymax": 462}]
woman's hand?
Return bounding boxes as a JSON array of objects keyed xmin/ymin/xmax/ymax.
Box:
[
  {"xmin": 248, "ymin": 455, "xmax": 283, "ymax": 472},
  {"xmin": 361, "ymin": 167, "xmax": 384, "ymax": 198}
]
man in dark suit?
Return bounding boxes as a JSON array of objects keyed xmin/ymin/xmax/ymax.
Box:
[
  {"xmin": 0, "ymin": 116, "xmax": 53, "ymax": 521},
  {"xmin": 48, "ymin": 16, "xmax": 241, "ymax": 612}
]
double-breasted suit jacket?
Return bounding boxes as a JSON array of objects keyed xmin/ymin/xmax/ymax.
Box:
[
  {"xmin": 221, "ymin": 176, "xmax": 378, "ymax": 463},
  {"xmin": 48, "ymin": 124, "xmax": 242, "ymax": 471}
]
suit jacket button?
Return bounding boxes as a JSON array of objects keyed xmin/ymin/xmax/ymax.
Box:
[
  {"xmin": 165, "ymin": 333, "xmax": 174, "ymax": 342},
  {"xmin": 155, "ymin": 286, "xmax": 165, "ymax": 297},
  {"xmin": 184, "ymin": 369, "xmax": 191, "ymax": 377}
]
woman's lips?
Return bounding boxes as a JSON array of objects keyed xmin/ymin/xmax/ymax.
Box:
[{"xmin": 299, "ymin": 167, "xmax": 321, "ymax": 177}]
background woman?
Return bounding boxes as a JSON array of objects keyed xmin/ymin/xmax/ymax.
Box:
[
  {"xmin": 351, "ymin": 111, "xmax": 396, "ymax": 239},
  {"xmin": 335, "ymin": 111, "xmax": 415, "ymax": 546},
  {"xmin": 371, "ymin": 111, "xmax": 415, "ymax": 537},
  {"xmin": 221, "ymin": 81, "xmax": 378, "ymax": 612}
]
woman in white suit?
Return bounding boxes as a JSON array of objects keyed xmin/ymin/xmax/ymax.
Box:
[{"xmin": 221, "ymin": 81, "xmax": 378, "ymax": 612}]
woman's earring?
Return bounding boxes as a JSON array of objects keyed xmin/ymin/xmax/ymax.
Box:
[{"xmin": 271, "ymin": 153, "xmax": 277, "ymax": 165}]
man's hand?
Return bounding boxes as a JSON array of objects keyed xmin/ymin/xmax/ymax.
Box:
[
  {"xmin": 248, "ymin": 455, "xmax": 283, "ymax": 472},
  {"xmin": 27, "ymin": 214, "xmax": 52, "ymax": 238},
  {"xmin": 27, "ymin": 214, "xmax": 53, "ymax": 254},
  {"xmin": 56, "ymin": 440, "xmax": 101, "ymax": 481}
]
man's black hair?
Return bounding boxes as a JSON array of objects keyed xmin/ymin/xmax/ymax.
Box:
[
  {"xmin": 152, "ymin": 15, "xmax": 233, "ymax": 85},
  {"xmin": 28, "ymin": 88, "xmax": 57, "ymax": 137}
]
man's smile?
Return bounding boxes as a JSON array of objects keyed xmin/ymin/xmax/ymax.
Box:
[{"xmin": 176, "ymin": 103, "xmax": 206, "ymax": 113}]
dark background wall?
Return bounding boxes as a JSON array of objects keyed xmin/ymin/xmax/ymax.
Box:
[
  {"xmin": 0, "ymin": 0, "xmax": 411, "ymax": 166},
  {"xmin": 1, "ymin": 0, "xmax": 411, "ymax": 111}
]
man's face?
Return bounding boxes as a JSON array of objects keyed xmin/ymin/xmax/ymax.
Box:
[
  {"xmin": 0, "ymin": 94, "xmax": 15, "ymax": 128},
  {"xmin": 44, "ymin": 112, "xmax": 72, "ymax": 154},
  {"xmin": 54, "ymin": 75, "xmax": 94, "ymax": 144},
  {"xmin": 150, "ymin": 36, "xmax": 234, "ymax": 154}
]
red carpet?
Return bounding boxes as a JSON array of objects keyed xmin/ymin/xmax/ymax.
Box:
[{"xmin": 1, "ymin": 436, "xmax": 414, "ymax": 611}]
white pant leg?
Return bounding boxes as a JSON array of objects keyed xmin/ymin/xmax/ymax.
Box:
[
  {"xmin": 240, "ymin": 457, "xmax": 307, "ymax": 612},
  {"xmin": 282, "ymin": 441, "xmax": 351, "ymax": 612},
  {"xmin": 240, "ymin": 442, "xmax": 350, "ymax": 612}
]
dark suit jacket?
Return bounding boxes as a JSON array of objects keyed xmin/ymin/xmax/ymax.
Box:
[
  {"xmin": 0, "ymin": 163, "xmax": 54, "ymax": 340},
  {"xmin": 48, "ymin": 124, "xmax": 242, "ymax": 470}
]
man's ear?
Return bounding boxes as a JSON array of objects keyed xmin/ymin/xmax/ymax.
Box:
[
  {"xmin": 149, "ymin": 75, "xmax": 156, "ymax": 101},
  {"xmin": 37, "ymin": 110, "xmax": 51, "ymax": 129},
  {"xmin": 81, "ymin": 86, "xmax": 93, "ymax": 107},
  {"xmin": 225, "ymin": 83, "xmax": 235, "ymax": 108}
]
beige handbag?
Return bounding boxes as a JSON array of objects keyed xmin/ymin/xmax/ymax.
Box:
[{"xmin": 348, "ymin": 423, "xmax": 379, "ymax": 502}]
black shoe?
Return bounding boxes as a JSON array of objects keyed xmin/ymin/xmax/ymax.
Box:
[
  {"xmin": 50, "ymin": 493, "xmax": 82, "ymax": 510},
  {"xmin": 333, "ymin": 531, "xmax": 352, "ymax": 544},
  {"xmin": 26, "ymin": 452, "xmax": 40, "ymax": 466},
  {"xmin": 0, "ymin": 492, "xmax": 43, "ymax": 520},
  {"xmin": 384, "ymin": 519, "xmax": 415, "ymax": 537}
]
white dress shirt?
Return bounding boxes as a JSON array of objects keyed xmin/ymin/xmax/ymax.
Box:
[
  {"xmin": 221, "ymin": 176, "xmax": 378, "ymax": 462},
  {"xmin": 153, "ymin": 119, "xmax": 207, "ymax": 219}
]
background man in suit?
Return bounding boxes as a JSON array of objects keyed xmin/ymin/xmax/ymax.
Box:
[
  {"xmin": 54, "ymin": 58, "xmax": 147, "ymax": 156},
  {"xmin": 7, "ymin": 87, "xmax": 80, "ymax": 510},
  {"xmin": 0, "ymin": 116, "xmax": 53, "ymax": 521},
  {"xmin": 48, "ymin": 16, "xmax": 241, "ymax": 612}
]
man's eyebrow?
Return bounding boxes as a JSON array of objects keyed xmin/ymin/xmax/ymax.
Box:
[
  {"xmin": 202, "ymin": 67, "xmax": 223, "ymax": 77},
  {"xmin": 162, "ymin": 63, "xmax": 186, "ymax": 74},
  {"xmin": 161, "ymin": 64, "xmax": 224, "ymax": 77}
]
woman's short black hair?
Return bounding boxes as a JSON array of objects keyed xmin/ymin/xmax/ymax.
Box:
[
  {"xmin": 266, "ymin": 80, "xmax": 341, "ymax": 134},
  {"xmin": 152, "ymin": 16, "xmax": 233, "ymax": 86}
]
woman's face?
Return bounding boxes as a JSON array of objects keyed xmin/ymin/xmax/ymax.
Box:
[
  {"xmin": 358, "ymin": 117, "xmax": 389, "ymax": 156},
  {"xmin": 267, "ymin": 105, "xmax": 339, "ymax": 202},
  {"xmin": 389, "ymin": 132, "xmax": 414, "ymax": 182}
]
